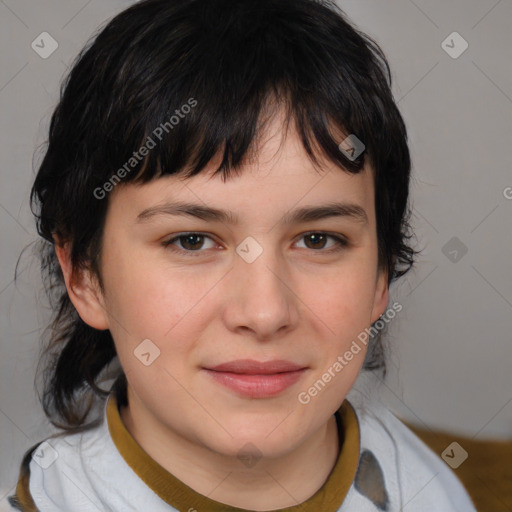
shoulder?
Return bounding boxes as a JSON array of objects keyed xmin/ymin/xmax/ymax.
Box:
[
  {"xmin": 345, "ymin": 397, "xmax": 477, "ymax": 512},
  {"xmin": 7, "ymin": 400, "xmax": 175, "ymax": 512},
  {"xmin": 8, "ymin": 418, "xmax": 110, "ymax": 512}
]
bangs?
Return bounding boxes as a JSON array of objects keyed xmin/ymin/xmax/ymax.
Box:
[
  {"xmin": 124, "ymin": 89, "xmax": 366, "ymax": 186},
  {"xmin": 81, "ymin": 0, "xmax": 391, "ymax": 189}
]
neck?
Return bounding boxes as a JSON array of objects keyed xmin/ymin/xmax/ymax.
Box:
[{"xmin": 120, "ymin": 394, "xmax": 340, "ymax": 510}]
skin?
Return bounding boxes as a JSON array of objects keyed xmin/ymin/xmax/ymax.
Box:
[{"xmin": 56, "ymin": 110, "xmax": 389, "ymax": 510}]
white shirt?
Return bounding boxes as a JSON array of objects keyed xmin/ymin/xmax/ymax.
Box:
[{"xmin": 9, "ymin": 392, "xmax": 476, "ymax": 512}]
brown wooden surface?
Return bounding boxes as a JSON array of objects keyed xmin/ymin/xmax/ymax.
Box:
[{"xmin": 403, "ymin": 420, "xmax": 512, "ymax": 512}]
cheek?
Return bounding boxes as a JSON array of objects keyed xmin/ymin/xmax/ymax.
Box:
[
  {"xmin": 298, "ymin": 266, "xmax": 376, "ymax": 406},
  {"xmin": 305, "ymin": 259, "xmax": 378, "ymax": 339},
  {"xmin": 101, "ymin": 246, "xmax": 221, "ymax": 379},
  {"xmin": 102, "ymin": 242, "xmax": 201, "ymax": 333},
  {"xmin": 102, "ymin": 261, "xmax": 206, "ymax": 397}
]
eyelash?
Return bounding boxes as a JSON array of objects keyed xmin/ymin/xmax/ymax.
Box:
[{"xmin": 162, "ymin": 231, "xmax": 349, "ymax": 257}]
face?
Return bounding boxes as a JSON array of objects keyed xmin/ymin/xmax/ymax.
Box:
[{"xmin": 70, "ymin": 113, "xmax": 388, "ymax": 460}]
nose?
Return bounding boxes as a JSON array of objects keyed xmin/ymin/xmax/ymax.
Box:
[{"xmin": 221, "ymin": 245, "xmax": 300, "ymax": 341}]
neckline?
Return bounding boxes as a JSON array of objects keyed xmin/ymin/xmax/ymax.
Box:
[{"xmin": 106, "ymin": 394, "xmax": 360, "ymax": 511}]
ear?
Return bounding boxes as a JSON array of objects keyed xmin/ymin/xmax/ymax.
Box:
[
  {"xmin": 54, "ymin": 236, "xmax": 110, "ymax": 330},
  {"xmin": 370, "ymin": 268, "xmax": 389, "ymax": 324}
]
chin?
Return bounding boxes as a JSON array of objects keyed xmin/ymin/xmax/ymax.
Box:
[{"xmin": 198, "ymin": 419, "xmax": 305, "ymax": 462}]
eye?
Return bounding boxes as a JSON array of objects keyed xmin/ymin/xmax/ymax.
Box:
[
  {"xmin": 163, "ymin": 233, "xmax": 217, "ymax": 255},
  {"xmin": 295, "ymin": 232, "xmax": 348, "ymax": 252}
]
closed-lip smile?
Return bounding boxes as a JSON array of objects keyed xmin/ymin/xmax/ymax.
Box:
[{"xmin": 203, "ymin": 359, "xmax": 308, "ymax": 398}]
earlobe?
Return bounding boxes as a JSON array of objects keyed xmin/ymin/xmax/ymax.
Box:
[
  {"xmin": 370, "ymin": 269, "xmax": 389, "ymax": 324},
  {"xmin": 54, "ymin": 238, "xmax": 110, "ymax": 331}
]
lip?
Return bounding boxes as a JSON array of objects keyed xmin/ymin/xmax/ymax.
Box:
[
  {"xmin": 207, "ymin": 359, "xmax": 306, "ymax": 374},
  {"xmin": 203, "ymin": 359, "xmax": 308, "ymax": 398}
]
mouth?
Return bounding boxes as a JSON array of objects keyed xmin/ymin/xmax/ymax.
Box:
[{"xmin": 202, "ymin": 359, "xmax": 308, "ymax": 398}]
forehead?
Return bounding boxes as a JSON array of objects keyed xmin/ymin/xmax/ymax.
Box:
[{"xmin": 107, "ymin": 114, "xmax": 376, "ymax": 228}]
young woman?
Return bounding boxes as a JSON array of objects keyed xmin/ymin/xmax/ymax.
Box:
[{"xmin": 10, "ymin": 1, "xmax": 476, "ymax": 510}]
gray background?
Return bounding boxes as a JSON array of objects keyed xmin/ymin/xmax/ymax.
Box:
[{"xmin": 1, "ymin": 0, "xmax": 511, "ymax": 506}]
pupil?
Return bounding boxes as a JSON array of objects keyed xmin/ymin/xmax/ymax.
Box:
[
  {"xmin": 307, "ymin": 233, "xmax": 325, "ymax": 249},
  {"xmin": 183, "ymin": 234, "xmax": 202, "ymax": 249}
]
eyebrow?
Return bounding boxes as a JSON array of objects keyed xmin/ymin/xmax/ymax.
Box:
[{"xmin": 136, "ymin": 201, "xmax": 368, "ymax": 226}]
